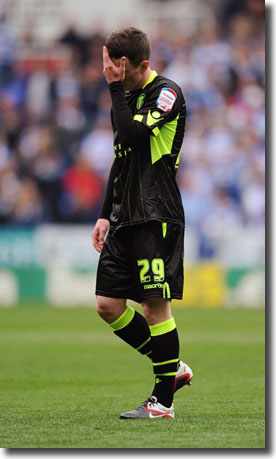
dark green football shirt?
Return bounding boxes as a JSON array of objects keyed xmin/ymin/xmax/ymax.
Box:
[{"xmin": 109, "ymin": 70, "xmax": 186, "ymax": 229}]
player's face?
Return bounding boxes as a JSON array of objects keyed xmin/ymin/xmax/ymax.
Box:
[{"xmin": 112, "ymin": 57, "xmax": 148, "ymax": 90}]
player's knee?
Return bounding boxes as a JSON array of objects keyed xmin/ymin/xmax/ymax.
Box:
[
  {"xmin": 142, "ymin": 297, "xmax": 171, "ymax": 322},
  {"xmin": 95, "ymin": 297, "xmax": 112, "ymax": 319},
  {"xmin": 143, "ymin": 304, "xmax": 157, "ymax": 323}
]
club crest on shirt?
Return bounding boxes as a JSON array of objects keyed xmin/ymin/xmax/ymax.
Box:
[
  {"xmin": 136, "ymin": 93, "xmax": 145, "ymax": 110},
  {"xmin": 156, "ymin": 87, "xmax": 177, "ymax": 112}
]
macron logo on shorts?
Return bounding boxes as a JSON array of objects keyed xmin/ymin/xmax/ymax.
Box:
[{"xmin": 156, "ymin": 88, "xmax": 177, "ymax": 112}]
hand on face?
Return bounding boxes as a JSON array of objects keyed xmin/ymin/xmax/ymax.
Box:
[{"xmin": 103, "ymin": 46, "xmax": 126, "ymax": 84}]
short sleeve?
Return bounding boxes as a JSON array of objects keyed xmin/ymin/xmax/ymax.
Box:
[{"xmin": 133, "ymin": 85, "xmax": 181, "ymax": 137}]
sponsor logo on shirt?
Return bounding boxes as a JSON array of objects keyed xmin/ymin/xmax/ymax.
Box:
[
  {"xmin": 114, "ymin": 144, "xmax": 132, "ymax": 158},
  {"xmin": 156, "ymin": 87, "xmax": 177, "ymax": 112}
]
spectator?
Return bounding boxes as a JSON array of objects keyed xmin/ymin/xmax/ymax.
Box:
[
  {"xmin": 9, "ymin": 178, "xmax": 47, "ymax": 224},
  {"xmin": 0, "ymin": 2, "xmax": 265, "ymax": 260},
  {"xmin": 59, "ymin": 157, "xmax": 102, "ymax": 223}
]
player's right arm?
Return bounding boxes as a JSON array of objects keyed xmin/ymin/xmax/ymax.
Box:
[
  {"xmin": 92, "ymin": 218, "xmax": 109, "ymax": 253},
  {"xmin": 92, "ymin": 158, "xmax": 118, "ymax": 252}
]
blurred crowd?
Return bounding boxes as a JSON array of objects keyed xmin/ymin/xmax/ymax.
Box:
[{"xmin": 0, "ymin": 0, "xmax": 265, "ymax": 257}]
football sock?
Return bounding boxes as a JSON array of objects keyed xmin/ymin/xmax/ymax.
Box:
[
  {"xmin": 149, "ymin": 317, "xmax": 179, "ymax": 408},
  {"xmin": 110, "ymin": 305, "xmax": 152, "ymax": 358}
]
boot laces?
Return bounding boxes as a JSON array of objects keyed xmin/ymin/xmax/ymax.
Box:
[{"xmin": 142, "ymin": 396, "xmax": 157, "ymax": 408}]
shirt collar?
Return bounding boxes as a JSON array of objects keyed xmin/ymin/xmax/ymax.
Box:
[{"xmin": 142, "ymin": 70, "xmax": 158, "ymax": 89}]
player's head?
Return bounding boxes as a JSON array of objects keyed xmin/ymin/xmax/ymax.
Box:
[{"xmin": 106, "ymin": 27, "xmax": 150, "ymax": 90}]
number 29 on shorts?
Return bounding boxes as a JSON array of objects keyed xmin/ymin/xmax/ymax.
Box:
[{"xmin": 137, "ymin": 258, "xmax": 165, "ymax": 283}]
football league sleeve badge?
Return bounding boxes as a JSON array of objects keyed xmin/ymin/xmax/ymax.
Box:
[{"xmin": 156, "ymin": 87, "xmax": 177, "ymax": 112}]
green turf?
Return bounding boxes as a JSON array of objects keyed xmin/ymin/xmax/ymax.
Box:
[{"xmin": 0, "ymin": 306, "xmax": 265, "ymax": 448}]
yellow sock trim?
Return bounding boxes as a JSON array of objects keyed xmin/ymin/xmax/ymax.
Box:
[
  {"xmin": 149, "ymin": 317, "xmax": 176, "ymax": 336},
  {"xmin": 153, "ymin": 358, "xmax": 179, "ymax": 366},
  {"xmin": 155, "ymin": 372, "xmax": 177, "ymax": 376},
  {"xmin": 110, "ymin": 305, "xmax": 135, "ymax": 331},
  {"xmin": 136, "ymin": 336, "xmax": 151, "ymax": 351}
]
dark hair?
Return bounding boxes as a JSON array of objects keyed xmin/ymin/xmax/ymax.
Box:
[{"xmin": 105, "ymin": 27, "xmax": 150, "ymax": 67}]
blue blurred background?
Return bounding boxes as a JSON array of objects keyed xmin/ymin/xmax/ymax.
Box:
[{"xmin": 0, "ymin": 0, "xmax": 265, "ymax": 307}]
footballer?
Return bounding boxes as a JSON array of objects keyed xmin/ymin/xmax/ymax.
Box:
[{"xmin": 92, "ymin": 27, "xmax": 193, "ymax": 419}]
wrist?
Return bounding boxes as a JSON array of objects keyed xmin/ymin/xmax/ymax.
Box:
[
  {"xmin": 98, "ymin": 214, "xmax": 110, "ymax": 222},
  {"xmin": 109, "ymin": 80, "xmax": 124, "ymax": 89},
  {"xmin": 108, "ymin": 77, "xmax": 122, "ymax": 83}
]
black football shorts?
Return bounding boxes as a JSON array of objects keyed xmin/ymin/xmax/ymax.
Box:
[{"xmin": 95, "ymin": 221, "xmax": 184, "ymax": 303}]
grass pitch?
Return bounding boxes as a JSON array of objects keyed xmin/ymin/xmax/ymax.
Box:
[{"xmin": 0, "ymin": 306, "xmax": 265, "ymax": 448}]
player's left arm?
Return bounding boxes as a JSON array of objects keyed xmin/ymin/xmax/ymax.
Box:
[
  {"xmin": 103, "ymin": 46, "xmax": 181, "ymax": 145},
  {"xmin": 108, "ymin": 81, "xmax": 151, "ymax": 144},
  {"xmin": 103, "ymin": 46, "xmax": 156, "ymax": 144},
  {"xmin": 108, "ymin": 81, "xmax": 181, "ymax": 146}
]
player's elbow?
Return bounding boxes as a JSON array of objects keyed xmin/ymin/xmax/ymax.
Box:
[
  {"xmin": 119, "ymin": 124, "xmax": 149, "ymax": 145},
  {"xmin": 118, "ymin": 132, "xmax": 132, "ymax": 145},
  {"xmin": 119, "ymin": 126, "xmax": 137, "ymax": 144}
]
